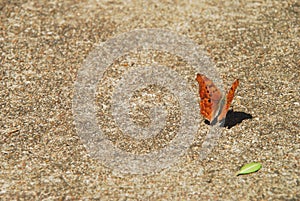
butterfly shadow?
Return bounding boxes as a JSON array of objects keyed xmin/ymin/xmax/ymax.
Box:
[{"xmin": 205, "ymin": 110, "xmax": 253, "ymax": 129}]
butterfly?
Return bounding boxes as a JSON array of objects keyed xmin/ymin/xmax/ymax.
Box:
[{"xmin": 196, "ymin": 73, "xmax": 239, "ymax": 125}]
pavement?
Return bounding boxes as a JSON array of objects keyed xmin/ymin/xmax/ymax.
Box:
[{"xmin": 1, "ymin": 0, "xmax": 299, "ymax": 200}]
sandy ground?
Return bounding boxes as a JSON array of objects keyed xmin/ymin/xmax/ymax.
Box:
[{"xmin": 1, "ymin": 0, "xmax": 299, "ymax": 200}]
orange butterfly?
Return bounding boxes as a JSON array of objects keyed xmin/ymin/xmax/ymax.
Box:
[{"xmin": 196, "ymin": 73, "xmax": 239, "ymax": 125}]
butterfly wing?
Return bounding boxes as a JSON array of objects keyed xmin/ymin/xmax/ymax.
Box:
[
  {"xmin": 218, "ymin": 79, "xmax": 239, "ymax": 121},
  {"xmin": 196, "ymin": 74, "xmax": 222, "ymax": 122}
]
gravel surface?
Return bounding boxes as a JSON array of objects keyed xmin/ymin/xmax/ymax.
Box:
[{"xmin": 1, "ymin": 0, "xmax": 299, "ymax": 200}]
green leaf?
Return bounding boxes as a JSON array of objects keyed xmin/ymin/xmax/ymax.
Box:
[{"xmin": 236, "ymin": 162, "xmax": 262, "ymax": 176}]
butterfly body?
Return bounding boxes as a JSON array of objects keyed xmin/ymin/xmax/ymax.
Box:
[{"xmin": 196, "ymin": 73, "xmax": 239, "ymax": 124}]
